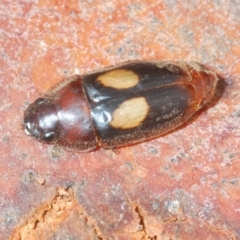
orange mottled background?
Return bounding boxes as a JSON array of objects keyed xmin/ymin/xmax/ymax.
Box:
[{"xmin": 1, "ymin": 0, "xmax": 240, "ymax": 239}]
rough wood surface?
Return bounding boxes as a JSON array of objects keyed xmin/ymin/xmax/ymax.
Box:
[{"xmin": 1, "ymin": 0, "xmax": 239, "ymax": 239}]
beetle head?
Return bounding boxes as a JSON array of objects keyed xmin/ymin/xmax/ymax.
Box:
[{"xmin": 24, "ymin": 98, "xmax": 60, "ymax": 143}]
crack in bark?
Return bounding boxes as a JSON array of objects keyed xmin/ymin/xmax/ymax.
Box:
[
  {"xmin": 124, "ymin": 194, "xmax": 146, "ymax": 238},
  {"xmin": 10, "ymin": 187, "xmax": 104, "ymax": 240},
  {"xmin": 9, "ymin": 187, "xmax": 237, "ymax": 240}
]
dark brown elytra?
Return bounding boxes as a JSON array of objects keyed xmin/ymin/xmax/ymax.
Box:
[{"xmin": 24, "ymin": 61, "xmax": 219, "ymax": 152}]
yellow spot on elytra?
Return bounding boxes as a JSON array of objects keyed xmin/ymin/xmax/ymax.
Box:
[
  {"xmin": 110, "ymin": 97, "xmax": 149, "ymax": 129},
  {"xmin": 97, "ymin": 69, "xmax": 139, "ymax": 89}
]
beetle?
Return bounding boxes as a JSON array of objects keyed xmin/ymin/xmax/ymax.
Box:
[{"xmin": 24, "ymin": 60, "xmax": 219, "ymax": 152}]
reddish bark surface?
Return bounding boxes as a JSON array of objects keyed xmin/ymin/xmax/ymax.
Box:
[{"xmin": 1, "ymin": 0, "xmax": 239, "ymax": 239}]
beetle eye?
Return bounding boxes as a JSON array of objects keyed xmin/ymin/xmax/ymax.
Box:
[
  {"xmin": 42, "ymin": 131, "xmax": 57, "ymax": 142},
  {"xmin": 34, "ymin": 98, "xmax": 46, "ymax": 105}
]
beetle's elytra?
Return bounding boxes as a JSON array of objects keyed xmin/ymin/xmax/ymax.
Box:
[{"xmin": 24, "ymin": 61, "xmax": 219, "ymax": 152}]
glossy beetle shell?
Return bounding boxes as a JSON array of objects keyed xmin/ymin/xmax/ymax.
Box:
[{"xmin": 24, "ymin": 61, "xmax": 219, "ymax": 152}]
